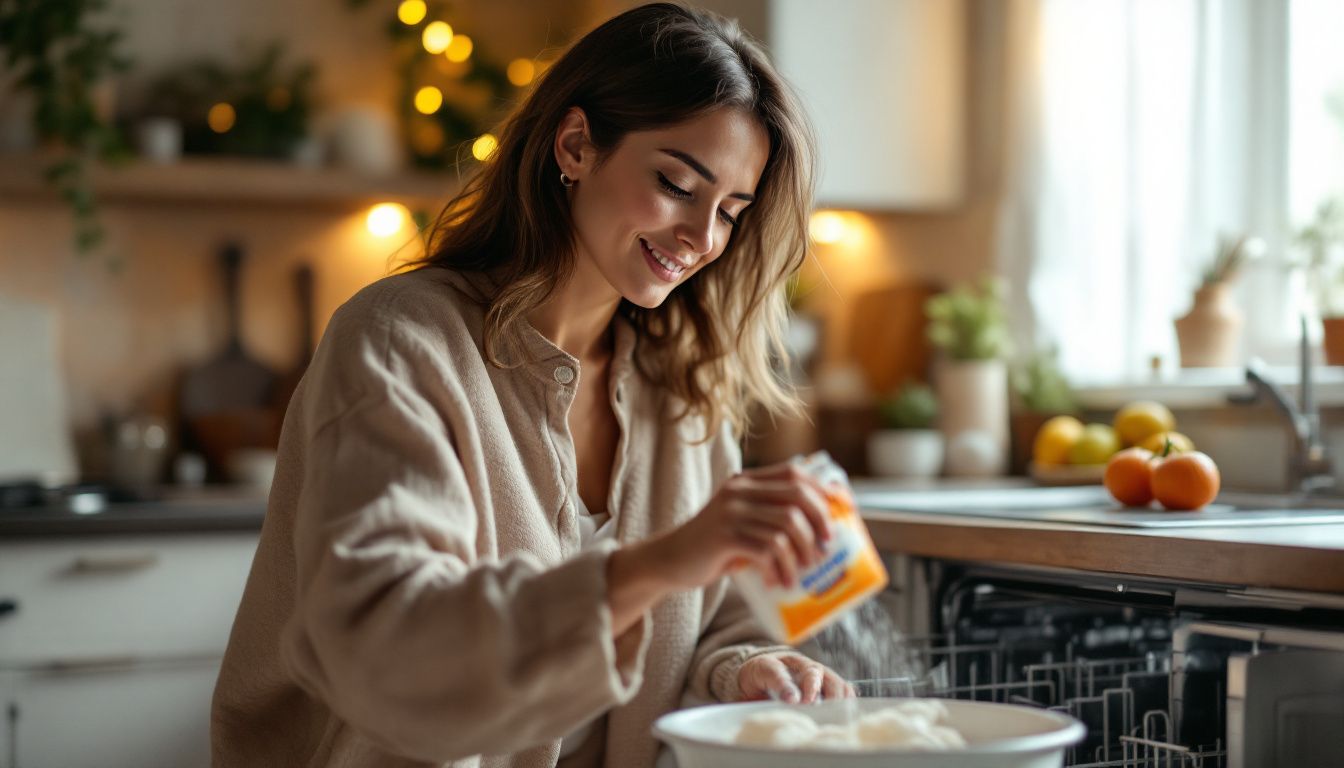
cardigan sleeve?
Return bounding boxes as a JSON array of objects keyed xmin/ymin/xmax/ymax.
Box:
[
  {"xmin": 685, "ymin": 420, "xmax": 791, "ymax": 701},
  {"xmin": 278, "ymin": 306, "xmax": 651, "ymax": 762}
]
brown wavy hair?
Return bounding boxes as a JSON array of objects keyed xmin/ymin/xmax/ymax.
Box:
[{"xmin": 410, "ymin": 2, "xmax": 816, "ymax": 436}]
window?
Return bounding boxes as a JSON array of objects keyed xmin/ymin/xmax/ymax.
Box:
[{"xmin": 999, "ymin": 0, "xmax": 1344, "ymax": 385}]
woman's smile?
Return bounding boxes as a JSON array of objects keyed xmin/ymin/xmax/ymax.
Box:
[{"xmin": 640, "ymin": 237, "xmax": 687, "ymax": 282}]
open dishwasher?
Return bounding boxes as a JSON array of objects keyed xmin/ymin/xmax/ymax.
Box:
[{"xmin": 803, "ymin": 559, "xmax": 1344, "ymax": 767}]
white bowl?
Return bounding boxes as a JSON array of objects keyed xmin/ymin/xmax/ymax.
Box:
[{"xmin": 653, "ymin": 698, "xmax": 1085, "ymax": 768}]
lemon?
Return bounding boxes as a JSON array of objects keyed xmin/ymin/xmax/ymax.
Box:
[
  {"xmin": 1033, "ymin": 415, "xmax": 1084, "ymax": 466},
  {"xmin": 1140, "ymin": 430, "xmax": 1195, "ymax": 455},
  {"xmin": 1113, "ymin": 401, "xmax": 1176, "ymax": 446},
  {"xmin": 1067, "ymin": 423, "xmax": 1121, "ymax": 465}
]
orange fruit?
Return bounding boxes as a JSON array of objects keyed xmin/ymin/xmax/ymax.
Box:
[
  {"xmin": 1151, "ymin": 451, "xmax": 1221, "ymax": 511},
  {"xmin": 1113, "ymin": 401, "xmax": 1176, "ymax": 446},
  {"xmin": 1140, "ymin": 431, "xmax": 1195, "ymax": 455},
  {"xmin": 1104, "ymin": 447, "xmax": 1155, "ymax": 507}
]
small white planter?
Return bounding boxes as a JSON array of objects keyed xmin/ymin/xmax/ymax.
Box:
[
  {"xmin": 866, "ymin": 429, "xmax": 944, "ymax": 478},
  {"xmin": 936, "ymin": 359, "xmax": 1009, "ymax": 476}
]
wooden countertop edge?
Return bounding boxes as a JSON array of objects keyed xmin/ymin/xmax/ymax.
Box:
[{"xmin": 863, "ymin": 513, "xmax": 1344, "ymax": 594}]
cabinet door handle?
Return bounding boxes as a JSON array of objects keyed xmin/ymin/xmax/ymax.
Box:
[
  {"xmin": 67, "ymin": 552, "xmax": 159, "ymax": 574},
  {"xmin": 31, "ymin": 655, "xmax": 140, "ymax": 674},
  {"xmin": 6, "ymin": 701, "xmax": 17, "ymax": 768},
  {"xmin": 0, "ymin": 599, "xmax": 16, "ymax": 620}
]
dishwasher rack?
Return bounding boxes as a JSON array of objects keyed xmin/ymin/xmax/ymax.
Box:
[
  {"xmin": 803, "ymin": 564, "xmax": 1344, "ymax": 768},
  {"xmin": 847, "ymin": 636, "xmax": 1226, "ymax": 767}
]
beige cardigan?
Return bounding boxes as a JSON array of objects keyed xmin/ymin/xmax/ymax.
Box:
[{"xmin": 211, "ymin": 267, "xmax": 784, "ymax": 768}]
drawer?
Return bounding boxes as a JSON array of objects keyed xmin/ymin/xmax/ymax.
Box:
[
  {"xmin": 1, "ymin": 656, "xmax": 220, "ymax": 768},
  {"xmin": 0, "ymin": 532, "xmax": 259, "ymax": 662}
]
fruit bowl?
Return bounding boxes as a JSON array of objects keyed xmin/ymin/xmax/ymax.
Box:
[{"xmin": 1028, "ymin": 462, "xmax": 1105, "ymax": 486}]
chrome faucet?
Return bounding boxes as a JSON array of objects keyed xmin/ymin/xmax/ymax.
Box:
[{"xmin": 1231, "ymin": 316, "xmax": 1335, "ymax": 495}]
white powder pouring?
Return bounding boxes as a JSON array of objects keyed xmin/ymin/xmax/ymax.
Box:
[{"xmin": 734, "ymin": 699, "xmax": 968, "ymax": 751}]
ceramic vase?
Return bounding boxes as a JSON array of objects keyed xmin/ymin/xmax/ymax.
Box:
[
  {"xmin": 1174, "ymin": 283, "xmax": 1242, "ymax": 367},
  {"xmin": 935, "ymin": 358, "xmax": 1009, "ymax": 476},
  {"xmin": 1323, "ymin": 317, "xmax": 1344, "ymax": 367}
]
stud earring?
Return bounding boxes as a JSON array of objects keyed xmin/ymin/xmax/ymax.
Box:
[{"xmin": 560, "ymin": 172, "xmax": 574, "ymax": 188}]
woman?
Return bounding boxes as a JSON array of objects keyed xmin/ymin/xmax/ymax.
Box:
[{"xmin": 211, "ymin": 4, "xmax": 850, "ymax": 767}]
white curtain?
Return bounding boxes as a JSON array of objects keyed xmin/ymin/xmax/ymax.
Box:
[{"xmin": 995, "ymin": 0, "xmax": 1292, "ymax": 382}]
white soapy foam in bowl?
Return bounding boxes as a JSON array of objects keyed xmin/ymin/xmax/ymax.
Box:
[
  {"xmin": 653, "ymin": 698, "xmax": 1085, "ymax": 768},
  {"xmin": 736, "ymin": 699, "xmax": 965, "ymax": 751}
]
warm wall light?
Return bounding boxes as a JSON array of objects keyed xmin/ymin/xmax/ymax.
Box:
[
  {"xmin": 422, "ymin": 21, "xmax": 453, "ymax": 54},
  {"xmin": 397, "ymin": 0, "xmax": 426, "ymax": 25},
  {"xmin": 366, "ymin": 203, "xmax": 409, "ymax": 237},
  {"xmin": 414, "ymin": 86, "xmax": 443, "ymax": 114},
  {"xmin": 507, "ymin": 58, "xmax": 536, "ymax": 86},
  {"xmin": 207, "ymin": 102, "xmax": 236, "ymax": 133},
  {"xmin": 445, "ymin": 34, "xmax": 473, "ymax": 62},
  {"xmin": 809, "ymin": 210, "xmax": 849, "ymax": 244},
  {"xmin": 472, "ymin": 133, "xmax": 498, "ymax": 161}
]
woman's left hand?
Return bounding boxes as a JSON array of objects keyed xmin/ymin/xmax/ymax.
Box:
[{"xmin": 737, "ymin": 652, "xmax": 855, "ymax": 704}]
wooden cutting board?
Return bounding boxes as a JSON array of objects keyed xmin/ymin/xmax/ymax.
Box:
[
  {"xmin": 178, "ymin": 242, "xmax": 280, "ymax": 480},
  {"xmin": 844, "ymin": 281, "xmax": 939, "ymax": 394}
]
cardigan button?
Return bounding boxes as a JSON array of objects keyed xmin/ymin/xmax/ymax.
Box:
[{"xmin": 553, "ymin": 365, "xmax": 575, "ymax": 385}]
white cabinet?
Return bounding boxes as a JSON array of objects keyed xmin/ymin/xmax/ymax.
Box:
[
  {"xmin": 0, "ymin": 532, "xmax": 259, "ymax": 768},
  {"xmin": 769, "ymin": 0, "xmax": 966, "ymax": 209}
]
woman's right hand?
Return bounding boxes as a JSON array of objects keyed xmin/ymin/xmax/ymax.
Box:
[
  {"xmin": 640, "ymin": 461, "xmax": 835, "ymax": 592},
  {"xmin": 606, "ymin": 460, "xmax": 836, "ymax": 636}
]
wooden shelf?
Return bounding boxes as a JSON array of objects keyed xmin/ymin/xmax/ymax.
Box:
[{"xmin": 0, "ymin": 153, "xmax": 461, "ymax": 211}]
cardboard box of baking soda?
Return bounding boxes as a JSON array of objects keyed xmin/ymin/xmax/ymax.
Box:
[{"xmin": 732, "ymin": 451, "xmax": 889, "ymax": 645}]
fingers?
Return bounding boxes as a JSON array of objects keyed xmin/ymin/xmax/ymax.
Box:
[
  {"xmin": 772, "ymin": 654, "xmax": 853, "ymax": 703},
  {"xmin": 740, "ymin": 655, "xmax": 800, "ymax": 703},
  {"xmin": 736, "ymin": 523, "xmax": 799, "ymax": 587},
  {"xmin": 822, "ymin": 670, "xmax": 854, "ymax": 700},
  {"xmin": 736, "ymin": 478, "xmax": 833, "ymax": 547},
  {"xmin": 798, "ymin": 665, "xmax": 824, "ymax": 704},
  {"xmin": 743, "ymin": 505, "xmax": 818, "ymax": 570}
]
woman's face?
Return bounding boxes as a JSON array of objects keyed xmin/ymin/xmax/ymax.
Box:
[{"xmin": 559, "ymin": 107, "xmax": 770, "ymax": 309}]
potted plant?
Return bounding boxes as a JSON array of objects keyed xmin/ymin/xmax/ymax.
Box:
[
  {"xmin": 140, "ymin": 43, "xmax": 317, "ymax": 162},
  {"xmin": 1294, "ymin": 198, "xmax": 1344, "ymax": 364},
  {"xmin": 0, "ymin": 0, "xmax": 131, "ymax": 256},
  {"xmin": 867, "ymin": 381, "xmax": 941, "ymax": 478},
  {"xmin": 925, "ymin": 277, "xmax": 1012, "ymax": 476},
  {"xmin": 1174, "ymin": 234, "xmax": 1264, "ymax": 367},
  {"xmin": 1009, "ymin": 345, "xmax": 1079, "ymax": 475}
]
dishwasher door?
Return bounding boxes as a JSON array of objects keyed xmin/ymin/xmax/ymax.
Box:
[{"xmin": 1227, "ymin": 648, "xmax": 1344, "ymax": 768}]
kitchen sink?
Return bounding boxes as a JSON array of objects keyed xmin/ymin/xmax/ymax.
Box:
[{"xmin": 854, "ymin": 485, "xmax": 1344, "ymax": 528}]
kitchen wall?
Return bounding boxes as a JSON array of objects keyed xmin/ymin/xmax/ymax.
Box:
[
  {"xmin": 3, "ymin": 0, "xmax": 1004, "ymax": 478},
  {"xmin": 807, "ymin": 0, "xmax": 1007, "ymax": 367},
  {"xmin": 0, "ymin": 0, "xmax": 584, "ymax": 473},
  {"xmin": 584, "ymin": 0, "xmax": 1008, "ymax": 370}
]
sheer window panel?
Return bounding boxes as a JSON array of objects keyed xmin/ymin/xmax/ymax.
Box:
[
  {"xmin": 1287, "ymin": 0, "xmax": 1344, "ymax": 336},
  {"xmin": 997, "ymin": 0, "xmax": 1302, "ymax": 384}
]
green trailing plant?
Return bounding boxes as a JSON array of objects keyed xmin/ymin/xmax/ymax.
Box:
[
  {"xmin": 925, "ymin": 277, "xmax": 1012, "ymax": 361},
  {"xmin": 876, "ymin": 381, "xmax": 938, "ymax": 431},
  {"xmin": 1012, "ymin": 345, "xmax": 1078, "ymax": 414},
  {"xmin": 0, "ymin": 0, "xmax": 131, "ymax": 256}
]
